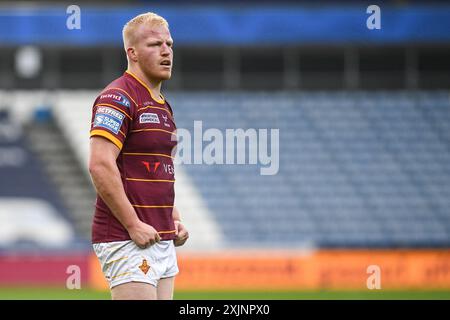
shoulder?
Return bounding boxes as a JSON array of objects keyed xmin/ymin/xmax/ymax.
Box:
[
  {"xmin": 165, "ymin": 99, "xmax": 174, "ymax": 117},
  {"xmin": 95, "ymin": 74, "xmax": 138, "ymax": 110}
]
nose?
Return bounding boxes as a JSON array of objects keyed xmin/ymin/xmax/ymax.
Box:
[{"xmin": 161, "ymin": 43, "xmax": 171, "ymax": 56}]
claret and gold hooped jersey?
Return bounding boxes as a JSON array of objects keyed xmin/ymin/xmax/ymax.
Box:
[{"xmin": 90, "ymin": 70, "xmax": 177, "ymax": 243}]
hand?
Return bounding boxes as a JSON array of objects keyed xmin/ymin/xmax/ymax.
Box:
[
  {"xmin": 174, "ymin": 221, "xmax": 189, "ymax": 247},
  {"xmin": 127, "ymin": 220, "xmax": 161, "ymax": 249}
]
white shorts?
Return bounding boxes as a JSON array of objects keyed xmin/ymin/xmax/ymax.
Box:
[{"xmin": 92, "ymin": 240, "xmax": 179, "ymax": 289}]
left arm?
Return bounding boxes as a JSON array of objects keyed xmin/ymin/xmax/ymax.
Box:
[
  {"xmin": 172, "ymin": 206, "xmax": 181, "ymax": 222},
  {"xmin": 173, "ymin": 206, "xmax": 189, "ymax": 247}
]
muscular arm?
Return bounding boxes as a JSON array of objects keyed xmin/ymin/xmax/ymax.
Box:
[
  {"xmin": 172, "ymin": 206, "xmax": 189, "ymax": 246},
  {"xmin": 88, "ymin": 136, "xmax": 160, "ymax": 247},
  {"xmin": 172, "ymin": 206, "xmax": 181, "ymax": 222}
]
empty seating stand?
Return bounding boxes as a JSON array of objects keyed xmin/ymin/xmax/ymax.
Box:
[{"xmin": 169, "ymin": 91, "xmax": 450, "ymax": 248}]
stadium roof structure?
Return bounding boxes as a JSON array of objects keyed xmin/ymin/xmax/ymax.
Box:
[{"xmin": 0, "ymin": 4, "xmax": 450, "ymax": 46}]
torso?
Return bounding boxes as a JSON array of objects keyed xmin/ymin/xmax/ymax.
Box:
[{"xmin": 91, "ymin": 71, "xmax": 177, "ymax": 243}]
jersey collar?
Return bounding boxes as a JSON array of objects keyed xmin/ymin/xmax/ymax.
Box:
[{"xmin": 125, "ymin": 70, "xmax": 165, "ymax": 105}]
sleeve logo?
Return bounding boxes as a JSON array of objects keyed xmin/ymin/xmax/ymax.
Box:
[
  {"xmin": 140, "ymin": 113, "xmax": 160, "ymax": 124},
  {"xmin": 99, "ymin": 92, "xmax": 131, "ymax": 108},
  {"xmin": 114, "ymin": 93, "xmax": 131, "ymax": 108},
  {"xmin": 93, "ymin": 106, "xmax": 125, "ymax": 134}
]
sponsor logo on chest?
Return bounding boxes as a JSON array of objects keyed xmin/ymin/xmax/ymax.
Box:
[
  {"xmin": 162, "ymin": 114, "xmax": 171, "ymax": 128},
  {"xmin": 140, "ymin": 113, "xmax": 160, "ymax": 124},
  {"xmin": 142, "ymin": 161, "xmax": 175, "ymax": 175}
]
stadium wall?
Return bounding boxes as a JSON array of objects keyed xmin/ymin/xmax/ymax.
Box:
[
  {"xmin": 89, "ymin": 250, "xmax": 450, "ymax": 291},
  {"xmin": 2, "ymin": 249, "xmax": 449, "ymax": 290},
  {"xmin": 0, "ymin": 249, "xmax": 450, "ymax": 291},
  {"xmin": 0, "ymin": 253, "xmax": 89, "ymax": 287}
]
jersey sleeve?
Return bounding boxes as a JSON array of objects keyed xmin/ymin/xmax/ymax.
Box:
[{"xmin": 90, "ymin": 88, "xmax": 134, "ymax": 150}]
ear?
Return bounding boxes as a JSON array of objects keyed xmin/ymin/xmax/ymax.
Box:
[{"xmin": 127, "ymin": 47, "xmax": 138, "ymax": 62}]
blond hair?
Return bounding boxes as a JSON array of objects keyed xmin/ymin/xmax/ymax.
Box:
[{"xmin": 122, "ymin": 12, "xmax": 169, "ymax": 50}]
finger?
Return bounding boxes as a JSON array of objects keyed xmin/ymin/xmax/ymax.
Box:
[
  {"xmin": 156, "ymin": 233, "xmax": 161, "ymax": 242},
  {"xmin": 139, "ymin": 242, "xmax": 148, "ymax": 249},
  {"xmin": 179, "ymin": 231, "xmax": 188, "ymax": 239}
]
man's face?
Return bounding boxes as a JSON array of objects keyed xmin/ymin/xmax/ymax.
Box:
[{"xmin": 134, "ymin": 24, "xmax": 173, "ymax": 82}]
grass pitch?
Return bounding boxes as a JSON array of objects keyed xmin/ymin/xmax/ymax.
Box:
[{"xmin": 0, "ymin": 287, "xmax": 449, "ymax": 300}]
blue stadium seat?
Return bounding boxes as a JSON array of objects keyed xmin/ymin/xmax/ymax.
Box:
[{"xmin": 170, "ymin": 91, "xmax": 450, "ymax": 248}]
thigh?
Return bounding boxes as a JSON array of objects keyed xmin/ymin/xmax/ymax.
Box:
[
  {"xmin": 111, "ymin": 281, "xmax": 157, "ymax": 300},
  {"xmin": 161, "ymin": 240, "xmax": 179, "ymax": 278},
  {"xmin": 157, "ymin": 276, "xmax": 175, "ymax": 300}
]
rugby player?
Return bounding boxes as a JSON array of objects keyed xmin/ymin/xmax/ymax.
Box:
[{"xmin": 88, "ymin": 12, "xmax": 189, "ymax": 300}]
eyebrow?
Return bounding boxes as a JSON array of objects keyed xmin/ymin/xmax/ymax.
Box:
[{"xmin": 146, "ymin": 38, "xmax": 174, "ymax": 44}]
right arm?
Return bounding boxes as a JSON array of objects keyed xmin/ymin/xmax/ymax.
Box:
[{"xmin": 88, "ymin": 136, "xmax": 160, "ymax": 248}]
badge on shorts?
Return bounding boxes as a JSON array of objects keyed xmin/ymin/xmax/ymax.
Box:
[{"xmin": 139, "ymin": 259, "xmax": 150, "ymax": 275}]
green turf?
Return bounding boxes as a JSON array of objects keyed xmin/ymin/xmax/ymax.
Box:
[
  {"xmin": 0, "ymin": 287, "xmax": 110, "ymax": 300},
  {"xmin": 175, "ymin": 290, "xmax": 450, "ymax": 300},
  {"xmin": 0, "ymin": 288, "xmax": 449, "ymax": 300}
]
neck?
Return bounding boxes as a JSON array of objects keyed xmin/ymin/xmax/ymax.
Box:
[{"xmin": 127, "ymin": 65, "xmax": 162, "ymax": 98}]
